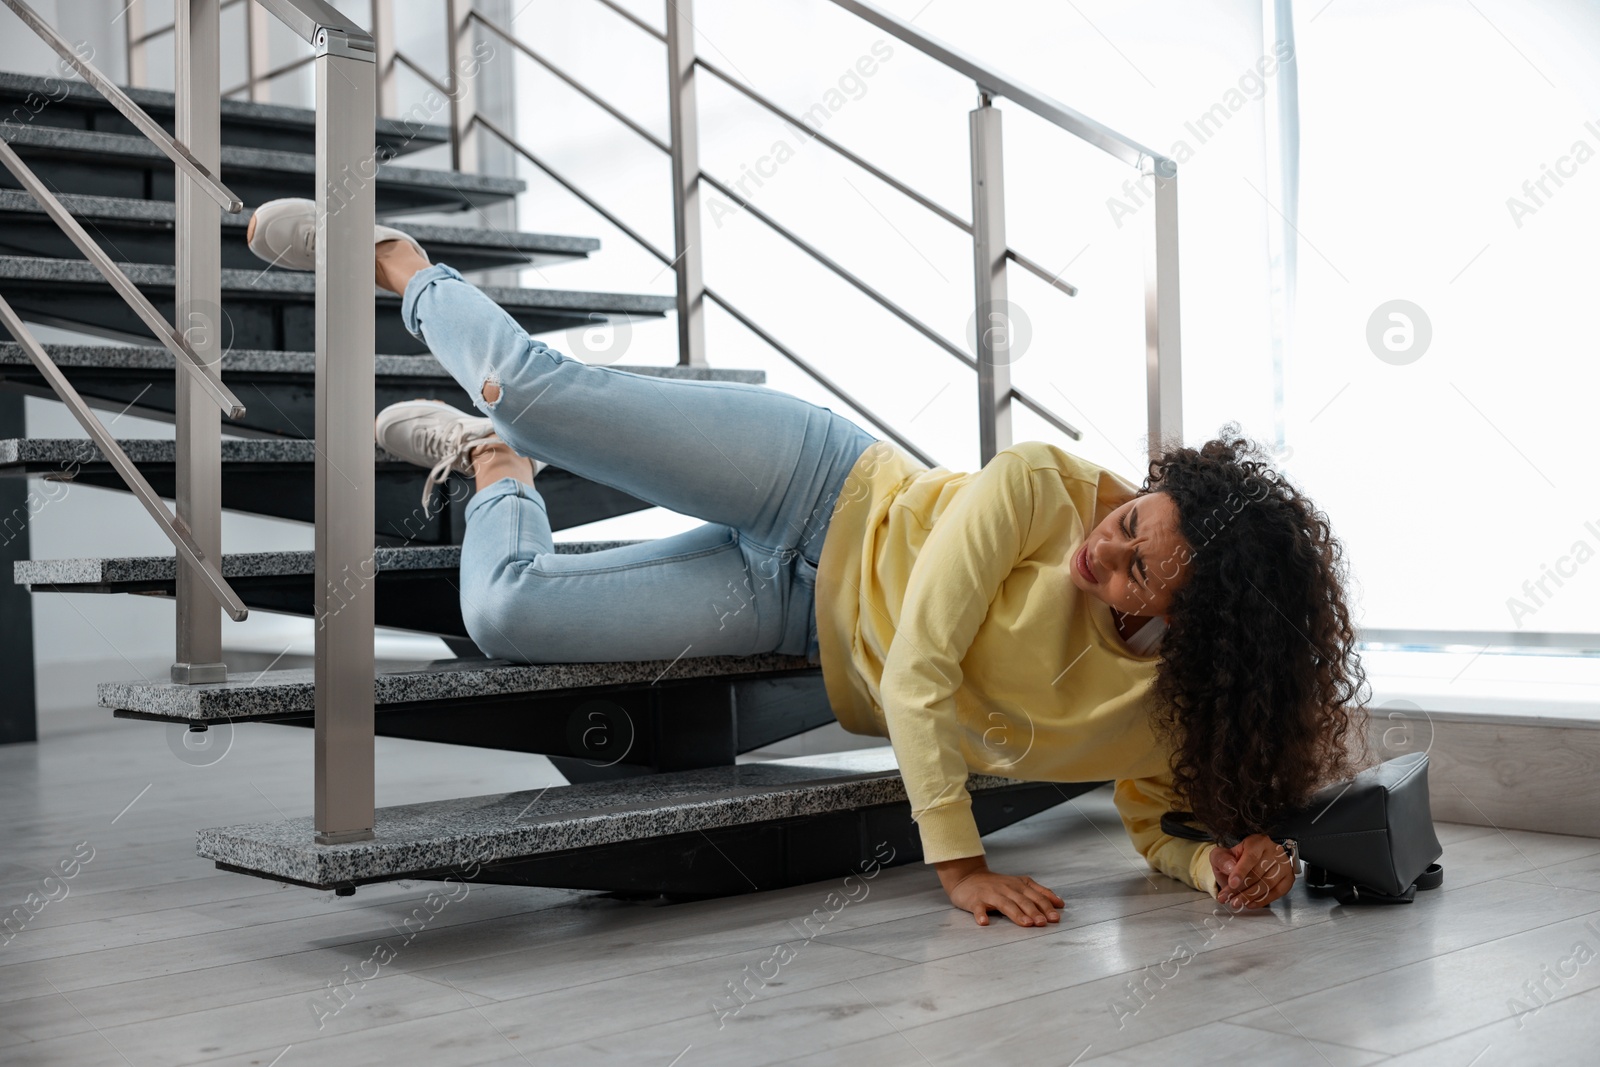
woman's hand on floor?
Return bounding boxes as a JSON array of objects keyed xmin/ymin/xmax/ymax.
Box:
[
  {"xmin": 935, "ymin": 855, "xmax": 1063, "ymax": 927},
  {"xmin": 1210, "ymin": 834, "xmax": 1295, "ymax": 909}
]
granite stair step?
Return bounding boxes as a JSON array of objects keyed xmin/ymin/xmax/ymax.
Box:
[
  {"xmin": 16, "ymin": 543, "xmax": 581, "ymax": 639},
  {"xmin": 101, "ymin": 652, "xmax": 831, "ymax": 769},
  {"xmin": 0, "ymin": 190, "xmax": 599, "ymax": 272},
  {"xmin": 101, "ymin": 651, "xmax": 822, "ymax": 724},
  {"xmin": 0, "ymin": 123, "xmax": 521, "ymax": 215},
  {"xmin": 0, "ymin": 343, "xmax": 765, "ymax": 438},
  {"xmin": 196, "ymin": 748, "xmax": 1099, "ymax": 894},
  {"xmin": 0, "ymin": 437, "xmax": 657, "ymax": 543},
  {"xmin": 0, "ymin": 71, "xmax": 448, "ymax": 157},
  {"xmin": 0, "ymin": 256, "xmax": 676, "ymax": 353}
]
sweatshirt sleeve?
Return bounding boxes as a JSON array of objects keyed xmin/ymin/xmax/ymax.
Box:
[
  {"xmin": 878, "ymin": 448, "xmax": 1042, "ymax": 865},
  {"xmin": 1113, "ymin": 775, "xmax": 1220, "ymax": 896}
]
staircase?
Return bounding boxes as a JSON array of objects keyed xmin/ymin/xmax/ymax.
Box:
[
  {"xmin": 0, "ymin": 73, "xmax": 1079, "ymax": 894},
  {"xmin": 2, "ymin": 0, "xmax": 1183, "ymax": 899}
]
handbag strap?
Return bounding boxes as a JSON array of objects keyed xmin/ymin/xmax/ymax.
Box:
[
  {"xmin": 1304, "ymin": 862, "xmax": 1445, "ymax": 905},
  {"xmin": 1160, "ymin": 810, "xmax": 1216, "ymax": 843}
]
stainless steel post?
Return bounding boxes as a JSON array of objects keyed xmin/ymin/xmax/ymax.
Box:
[
  {"xmin": 312, "ymin": 26, "xmax": 376, "ymax": 844},
  {"xmin": 171, "ymin": 0, "xmax": 227, "ymax": 685},
  {"xmin": 124, "ymin": 0, "xmax": 145, "ymax": 87},
  {"xmin": 447, "ymin": 0, "xmax": 478, "ymax": 172},
  {"xmin": 664, "ymin": 0, "xmax": 706, "ymax": 366},
  {"xmin": 1143, "ymin": 159, "xmax": 1183, "ymax": 457},
  {"xmin": 970, "ymin": 92, "xmax": 1010, "ymax": 465},
  {"xmin": 247, "ymin": 0, "xmax": 272, "ymax": 103},
  {"xmin": 372, "ymin": 0, "xmax": 397, "ymax": 117}
]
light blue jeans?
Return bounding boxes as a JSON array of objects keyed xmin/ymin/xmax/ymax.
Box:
[{"xmin": 401, "ymin": 263, "xmax": 880, "ymax": 664}]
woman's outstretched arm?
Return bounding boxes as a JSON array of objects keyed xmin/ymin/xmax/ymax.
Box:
[{"xmin": 879, "ymin": 447, "xmax": 1061, "ymax": 927}]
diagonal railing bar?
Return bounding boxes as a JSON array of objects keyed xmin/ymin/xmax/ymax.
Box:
[
  {"xmin": 1006, "ymin": 247, "xmax": 1079, "ymax": 298},
  {"xmin": 475, "ymin": 112, "xmax": 672, "ymax": 262},
  {"xmin": 1010, "ymin": 386, "xmax": 1082, "ymax": 441},
  {"xmin": 592, "ymin": 0, "xmax": 667, "ymax": 42},
  {"xmin": 693, "ymin": 54, "xmax": 971, "ymax": 234},
  {"xmin": 0, "ymin": 298, "xmax": 248, "ymax": 620},
  {"xmin": 0, "ymin": 141, "xmax": 245, "ymax": 417},
  {"xmin": 470, "ymin": 13, "xmax": 669, "ymax": 153},
  {"xmin": 1, "ymin": 0, "xmax": 243, "ymax": 214},
  {"xmin": 699, "ymin": 167, "xmax": 976, "ymax": 371},
  {"xmin": 223, "ymin": 52, "xmax": 316, "ymax": 97},
  {"xmin": 392, "ymin": 49, "xmax": 451, "ymax": 97},
  {"xmin": 474, "ymin": 113, "xmax": 940, "ymax": 463},
  {"xmin": 704, "ymin": 284, "xmax": 937, "ymax": 468}
]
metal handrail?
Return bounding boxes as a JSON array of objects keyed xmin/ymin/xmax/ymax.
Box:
[
  {"xmin": 0, "ymin": 301, "xmax": 248, "ymax": 620},
  {"xmin": 825, "ymin": 0, "xmax": 1173, "ymax": 175},
  {"xmin": 118, "ymin": 0, "xmax": 380, "ymax": 840},
  {"xmin": 461, "ymin": 5, "xmax": 1086, "ymax": 444},
  {"xmin": 0, "ymin": 2, "xmax": 250, "ymax": 628},
  {"xmin": 468, "ymin": 14, "xmax": 668, "ymax": 153},
  {"xmin": 0, "ymin": 140, "xmax": 245, "ymax": 416},
  {"xmin": 693, "ymin": 53, "xmax": 971, "ymax": 234},
  {"xmin": 250, "ymin": 0, "xmax": 378, "ymax": 845},
  {"xmin": 2, "ymin": 0, "xmax": 243, "ymax": 213}
]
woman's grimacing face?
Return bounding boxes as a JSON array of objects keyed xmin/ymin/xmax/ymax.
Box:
[{"xmin": 1067, "ymin": 491, "xmax": 1192, "ymax": 617}]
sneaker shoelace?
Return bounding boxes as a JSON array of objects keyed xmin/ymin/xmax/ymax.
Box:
[{"xmin": 418, "ymin": 420, "xmax": 497, "ymax": 516}]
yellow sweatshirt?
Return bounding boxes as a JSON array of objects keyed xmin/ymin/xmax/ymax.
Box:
[{"xmin": 814, "ymin": 438, "xmax": 1219, "ymax": 897}]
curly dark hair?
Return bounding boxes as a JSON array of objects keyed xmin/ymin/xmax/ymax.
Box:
[{"xmin": 1142, "ymin": 427, "xmax": 1371, "ymax": 841}]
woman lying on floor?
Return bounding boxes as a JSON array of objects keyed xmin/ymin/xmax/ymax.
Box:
[{"xmin": 247, "ymin": 198, "xmax": 1370, "ymax": 928}]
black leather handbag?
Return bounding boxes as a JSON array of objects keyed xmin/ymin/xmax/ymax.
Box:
[{"xmin": 1161, "ymin": 751, "xmax": 1445, "ymax": 905}]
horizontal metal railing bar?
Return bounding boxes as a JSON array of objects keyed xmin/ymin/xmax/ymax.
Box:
[
  {"xmin": 1005, "ymin": 247, "xmax": 1078, "ymax": 298},
  {"xmin": 703, "ymin": 284, "xmax": 936, "ymax": 468},
  {"xmin": 3, "ymin": 0, "xmax": 243, "ymax": 214},
  {"xmin": 698, "ymin": 167, "xmax": 976, "ymax": 373},
  {"xmin": 223, "ymin": 52, "xmax": 316, "ymax": 97},
  {"xmin": 0, "ymin": 297, "xmax": 249, "ymax": 620},
  {"xmin": 470, "ymin": 12, "xmax": 669, "ymax": 153},
  {"xmin": 130, "ymin": 25, "xmax": 172, "ymax": 47},
  {"xmin": 1009, "ymin": 386, "xmax": 1081, "ymax": 440},
  {"xmin": 825, "ymin": 0, "xmax": 1170, "ymax": 174},
  {"xmin": 693, "ymin": 54, "xmax": 971, "ymax": 235},
  {"xmin": 0, "ymin": 140, "xmax": 245, "ymax": 417},
  {"xmin": 134, "ymin": 0, "xmax": 247, "ymax": 43},
  {"xmin": 475, "ymin": 112, "xmax": 672, "ymax": 264},
  {"xmin": 475, "ymin": 115, "xmax": 937, "ymax": 468},
  {"xmin": 592, "ymin": 0, "xmax": 667, "ymax": 42}
]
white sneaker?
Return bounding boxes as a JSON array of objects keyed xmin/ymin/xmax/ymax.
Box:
[
  {"xmin": 247, "ymin": 197, "xmax": 427, "ymax": 272},
  {"xmin": 375, "ymin": 399, "xmax": 544, "ymax": 515}
]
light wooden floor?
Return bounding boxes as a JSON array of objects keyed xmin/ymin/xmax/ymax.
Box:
[{"xmin": 2, "ymin": 711, "xmax": 1598, "ymax": 1066}]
